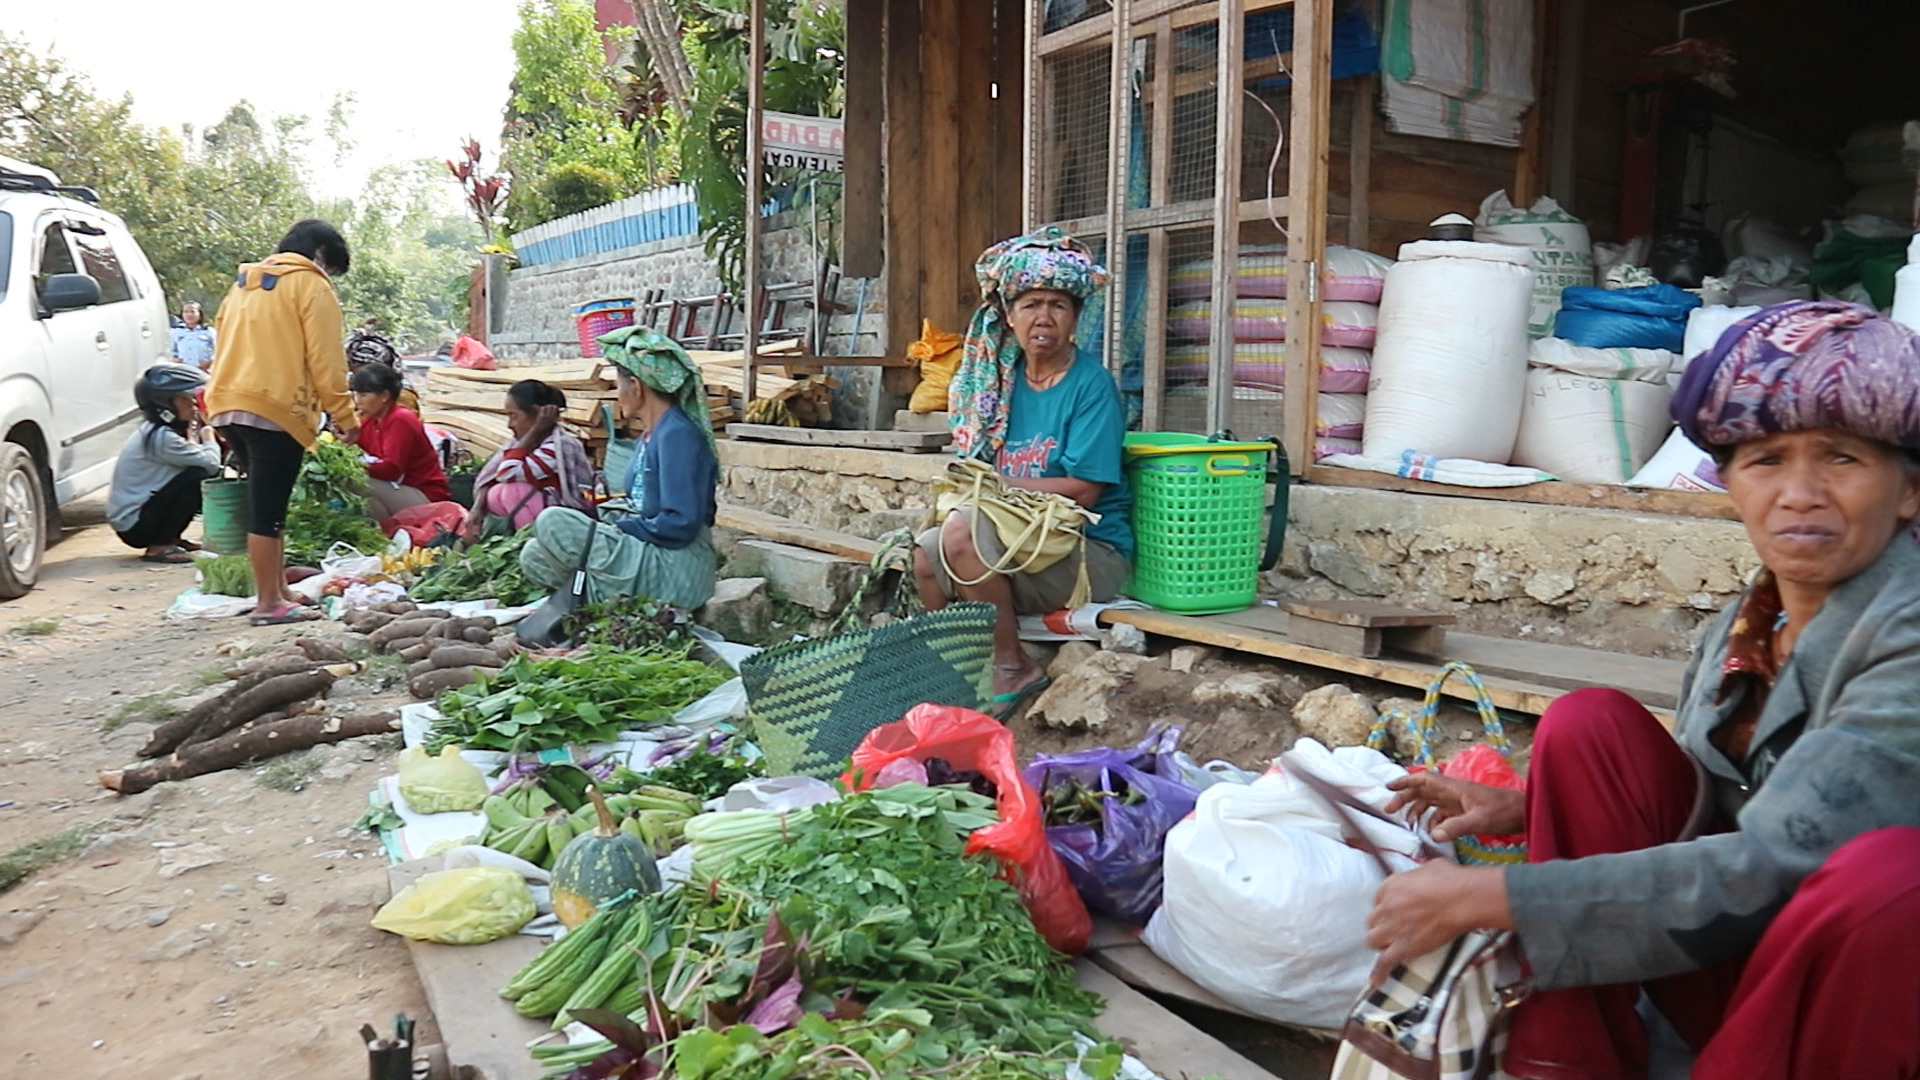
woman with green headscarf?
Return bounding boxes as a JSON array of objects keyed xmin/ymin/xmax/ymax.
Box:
[
  {"xmin": 913, "ymin": 228, "xmax": 1134, "ymax": 718},
  {"xmin": 517, "ymin": 327, "xmax": 719, "ymax": 610}
]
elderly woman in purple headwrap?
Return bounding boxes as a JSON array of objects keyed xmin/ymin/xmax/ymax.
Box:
[{"xmin": 1359, "ymin": 302, "xmax": 1920, "ymax": 1080}]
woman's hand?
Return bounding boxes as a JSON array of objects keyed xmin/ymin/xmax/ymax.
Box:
[
  {"xmin": 459, "ymin": 506, "xmax": 485, "ymax": 543},
  {"xmin": 529, "ymin": 404, "xmax": 560, "ymax": 440},
  {"xmin": 1386, "ymin": 771, "xmax": 1526, "ymax": 842},
  {"xmin": 1366, "ymin": 861, "xmax": 1511, "ymax": 986}
]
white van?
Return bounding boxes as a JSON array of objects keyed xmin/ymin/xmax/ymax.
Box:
[{"xmin": 0, "ymin": 159, "xmax": 173, "ymax": 597}]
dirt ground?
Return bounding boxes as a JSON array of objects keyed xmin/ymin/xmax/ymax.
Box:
[{"xmin": 0, "ymin": 497, "xmax": 429, "ymax": 1080}]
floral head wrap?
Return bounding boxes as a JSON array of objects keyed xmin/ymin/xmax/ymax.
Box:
[
  {"xmin": 599, "ymin": 325, "xmax": 712, "ymax": 446},
  {"xmin": 1672, "ymin": 300, "xmax": 1920, "ymax": 452},
  {"xmin": 948, "ymin": 227, "xmax": 1109, "ymax": 460}
]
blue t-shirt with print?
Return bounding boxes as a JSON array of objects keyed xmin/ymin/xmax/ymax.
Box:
[{"xmin": 997, "ymin": 355, "xmax": 1133, "ymax": 560}]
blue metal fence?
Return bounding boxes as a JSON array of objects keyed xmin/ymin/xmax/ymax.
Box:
[{"xmin": 510, "ymin": 185, "xmax": 702, "ymax": 267}]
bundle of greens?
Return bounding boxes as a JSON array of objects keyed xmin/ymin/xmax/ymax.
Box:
[
  {"xmin": 563, "ymin": 594, "xmax": 695, "ymax": 652},
  {"xmin": 525, "ymin": 785, "xmax": 1111, "ymax": 1080},
  {"xmin": 612, "ymin": 737, "xmax": 762, "ymax": 803},
  {"xmin": 284, "ymin": 435, "xmax": 391, "ymax": 566},
  {"xmin": 425, "ymin": 645, "xmax": 729, "ymax": 753},
  {"xmin": 197, "ymin": 553, "xmax": 256, "ymax": 597},
  {"xmin": 410, "ymin": 527, "xmax": 543, "ymax": 605}
]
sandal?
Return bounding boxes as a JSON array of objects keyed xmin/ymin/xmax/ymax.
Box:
[
  {"xmin": 139, "ymin": 547, "xmax": 195, "ymax": 564},
  {"xmin": 175, "ymin": 538, "xmax": 202, "ymax": 552},
  {"xmin": 248, "ymin": 603, "xmax": 325, "ymax": 626},
  {"xmin": 987, "ymin": 675, "xmax": 1052, "ymax": 721}
]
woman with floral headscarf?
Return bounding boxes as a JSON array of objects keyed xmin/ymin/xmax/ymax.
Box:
[
  {"xmin": 913, "ymin": 228, "xmax": 1134, "ymax": 717},
  {"xmin": 1361, "ymin": 302, "xmax": 1920, "ymax": 1080},
  {"xmin": 517, "ymin": 327, "xmax": 718, "ymax": 610}
]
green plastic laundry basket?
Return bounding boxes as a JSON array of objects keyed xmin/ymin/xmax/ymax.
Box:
[
  {"xmin": 1123, "ymin": 432, "xmax": 1277, "ymax": 614},
  {"xmin": 199, "ymin": 477, "xmax": 250, "ymax": 555}
]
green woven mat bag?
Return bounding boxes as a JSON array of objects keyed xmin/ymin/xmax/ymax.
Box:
[{"xmin": 740, "ymin": 536, "xmax": 995, "ymax": 778}]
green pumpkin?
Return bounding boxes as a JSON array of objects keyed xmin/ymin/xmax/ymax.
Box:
[{"xmin": 550, "ymin": 787, "xmax": 661, "ymax": 927}]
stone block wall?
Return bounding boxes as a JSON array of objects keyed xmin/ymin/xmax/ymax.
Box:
[
  {"xmin": 491, "ymin": 218, "xmax": 886, "ymax": 363},
  {"xmin": 715, "ymin": 441, "xmax": 1760, "ymax": 658},
  {"xmin": 1275, "ymin": 486, "xmax": 1758, "ymax": 658}
]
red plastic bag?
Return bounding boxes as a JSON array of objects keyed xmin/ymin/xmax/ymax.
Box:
[
  {"xmin": 382, "ymin": 501, "xmax": 468, "ymax": 547},
  {"xmin": 450, "ymin": 334, "xmax": 496, "ymax": 370},
  {"xmin": 1438, "ymin": 744, "xmax": 1527, "ymax": 855},
  {"xmin": 844, "ymin": 704, "xmax": 1092, "ymax": 955}
]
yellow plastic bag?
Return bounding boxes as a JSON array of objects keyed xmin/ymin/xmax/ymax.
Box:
[
  {"xmin": 908, "ymin": 319, "xmax": 964, "ymax": 414},
  {"xmin": 370, "ymin": 866, "xmax": 536, "ymax": 944},
  {"xmin": 396, "ymin": 745, "xmax": 489, "ymax": 814}
]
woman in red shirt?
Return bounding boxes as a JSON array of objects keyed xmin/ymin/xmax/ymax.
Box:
[{"xmin": 348, "ymin": 364, "xmax": 450, "ymax": 520}]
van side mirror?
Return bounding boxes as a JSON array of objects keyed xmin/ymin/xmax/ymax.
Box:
[{"xmin": 40, "ymin": 273, "xmax": 102, "ymax": 314}]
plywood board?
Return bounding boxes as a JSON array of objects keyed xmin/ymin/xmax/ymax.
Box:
[
  {"xmin": 714, "ymin": 505, "xmax": 884, "ymax": 562},
  {"xmin": 1074, "ymin": 961, "xmax": 1284, "ymax": 1080},
  {"xmin": 388, "ymin": 860, "xmax": 551, "ymax": 1080},
  {"xmin": 724, "ymin": 424, "xmax": 951, "ymax": 452},
  {"xmin": 1305, "ymin": 464, "xmax": 1740, "ymax": 521}
]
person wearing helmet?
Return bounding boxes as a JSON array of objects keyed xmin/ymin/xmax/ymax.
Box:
[{"xmin": 107, "ymin": 364, "xmax": 222, "ymax": 562}]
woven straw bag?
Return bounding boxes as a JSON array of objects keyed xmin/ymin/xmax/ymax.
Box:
[{"xmin": 1366, "ymin": 662, "xmax": 1526, "ymax": 866}]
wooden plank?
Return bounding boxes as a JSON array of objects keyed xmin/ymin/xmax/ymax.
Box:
[
  {"xmin": 714, "ymin": 505, "xmax": 885, "ymax": 561},
  {"xmin": 885, "ymin": 0, "xmax": 924, "ymax": 354},
  {"xmin": 389, "ymin": 860, "xmax": 550, "ymax": 1080},
  {"xmin": 1281, "ymin": 0, "xmax": 1333, "ymax": 475},
  {"xmin": 993, "ymin": 0, "xmax": 1027, "ymax": 239},
  {"xmin": 1102, "ymin": 0, "xmax": 1133, "ymax": 380},
  {"xmin": 1074, "ymin": 961, "xmax": 1284, "ymax": 1080},
  {"xmin": 1303, "ymin": 464, "xmax": 1742, "ymax": 521},
  {"xmin": 843, "ymin": 0, "xmax": 884, "ymax": 278},
  {"xmin": 1206, "ymin": 0, "xmax": 1247, "ymax": 435},
  {"xmin": 717, "ymin": 438, "xmax": 954, "ymax": 482},
  {"xmin": 1283, "ymin": 599, "xmax": 1457, "ymax": 628},
  {"xmin": 955, "ymin": 0, "xmax": 998, "ymax": 317},
  {"xmin": 724, "ymin": 423, "xmax": 952, "ymax": 451},
  {"xmin": 1283, "ymin": 618, "xmax": 1382, "ymax": 657}
]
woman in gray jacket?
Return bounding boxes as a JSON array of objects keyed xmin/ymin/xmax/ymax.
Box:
[{"xmin": 1367, "ymin": 302, "xmax": 1920, "ymax": 1080}]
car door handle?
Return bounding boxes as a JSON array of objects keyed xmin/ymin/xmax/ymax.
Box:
[
  {"xmin": 140, "ymin": 320, "xmax": 153, "ymax": 337},
  {"xmin": 95, "ymin": 330, "xmax": 109, "ymax": 347}
]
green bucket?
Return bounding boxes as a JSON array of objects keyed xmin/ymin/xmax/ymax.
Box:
[
  {"xmin": 199, "ymin": 477, "xmax": 250, "ymax": 555},
  {"xmin": 448, "ymin": 472, "xmax": 477, "ymax": 509},
  {"xmin": 1123, "ymin": 432, "xmax": 1275, "ymax": 615}
]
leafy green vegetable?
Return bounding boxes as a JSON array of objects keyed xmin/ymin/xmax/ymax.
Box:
[
  {"xmin": 426, "ymin": 645, "xmax": 729, "ymax": 753},
  {"xmin": 282, "ymin": 435, "xmax": 392, "ymax": 566},
  {"xmin": 198, "ymin": 553, "xmax": 256, "ymax": 597},
  {"xmin": 665, "ymin": 1011, "xmax": 1113, "ymax": 1080},
  {"xmin": 411, "ymin": 527, "xmax": 544, "ymax": 605},
  {"xmin": 615, "ymin": 742, "xmax": 761, "ymax": 803},
  {"xmin": 563, "ymin": 594, "xmax": 694, "ymax": 652}
]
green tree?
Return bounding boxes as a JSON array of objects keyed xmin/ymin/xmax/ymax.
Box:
[
  {"xmin": 502, "ymin": 0, "xmax": 676, "ymax": 232},
  {"xmin": 326, "ymin": 162, "xmax": 483, "ymax": 352}
]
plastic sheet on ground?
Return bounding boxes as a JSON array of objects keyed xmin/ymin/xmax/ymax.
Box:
[{"xmin": 1320, "ymin": 451, "xmax": 1554, "ymax": 487}]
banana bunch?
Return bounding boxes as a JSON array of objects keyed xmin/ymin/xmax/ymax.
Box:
[
  {"xmin": 744, "ymin": 396, "xmax": 799, "ymax": 427},
  {"xmin": 480, "ymin": 783, "xmax": 704, "ymax": 868},
  {"xmin": 381, "ymin": 546, "xmax": 440, "ymax": 578}
]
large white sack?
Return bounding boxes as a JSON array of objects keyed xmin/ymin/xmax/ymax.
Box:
[
  {"xmin": 1512, "ymin": 370, "xmax": 1675, "ymax": 485},
  {"xmin": 1626, "ymin": 428, "xmax": 1725, "ymax": 492},
  {"xmin": 1363, "ymin": 240, "xmax": 1533, "ymax": 462},
  {"xmin": 1475, "ymin": 190, "xmax": 1594, "ymax": 337},
  {"xmin": 1681, "ymin": 305, "xmax": 1763, "ymax": 372},
  {"xmin": 1528, "ymin": 338, "xmax": 1673, "ymax": 382},
  {"xmin": 1141, "ymin": 740, "xmax": 1421, "ymax": 1030}
]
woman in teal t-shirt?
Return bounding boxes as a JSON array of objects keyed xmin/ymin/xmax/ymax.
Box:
[{"xmin": 914, "ymin": 228, "xmax": 1133, "ymax": 718}]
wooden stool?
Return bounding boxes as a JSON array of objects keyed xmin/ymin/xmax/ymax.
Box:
[{"xmin": 1282, "ymin": 600, "xmax": 1455, "ymax": 658}]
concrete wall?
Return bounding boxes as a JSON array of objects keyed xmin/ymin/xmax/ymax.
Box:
[{"xmin": 714, "ymin": 440, "xmax": 1760, "ymax": 658}]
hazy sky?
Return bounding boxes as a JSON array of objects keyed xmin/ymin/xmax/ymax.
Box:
[{"xmin": 10, "ymin": 0, "xmax": 523, "ymax": 198}]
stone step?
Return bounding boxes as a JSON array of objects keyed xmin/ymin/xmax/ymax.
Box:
[
  {"xmin": 892, "ymin": 409, "xmax": 951, "ymax": 434},
  {"xmin": 726, "ymin": 539, "xmax": 865, "ymax": 615}
]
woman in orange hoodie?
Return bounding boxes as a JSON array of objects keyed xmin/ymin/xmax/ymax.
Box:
[{"xmin": 205, "ymin": 220, "xmax": 360, "ymax": 625}]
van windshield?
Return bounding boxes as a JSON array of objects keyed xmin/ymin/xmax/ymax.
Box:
[{"xmin": 0, "ymin": 211, "xmax": 12, "ymax": 303}]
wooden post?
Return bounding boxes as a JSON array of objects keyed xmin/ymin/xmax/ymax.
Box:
[
  {"xmin": 1204, "ymin": 0, "xmax": 1246, "ymax": 436},
  {"xmin": 885, "ymin": 0, "xmax": 925, "ymax": 357},
  {"xmin": 1280, "ymin": 0, "xmax": 1332, "ymax": 475},
  {"xmin": 743, "ymin": 0, "xmax": 767, "ymax": 402},
  {"xmin": 1347, "ymin": 77, "xmax": 1373, "ymax": 251},
  {"xmin": 843, "ymin": 0, "xmax": 885, "ymax": 280},
  {"xmin": 1103, "ymin": 0, "xmax": 1133, "ymax": 378},
  {"xmin": 1024, "ymin": 0, "xmax": 1044, "ymax": 229},
  {"xmin": 1140, "ymin": 17, "xmax": 1175, "ymax": 433}
]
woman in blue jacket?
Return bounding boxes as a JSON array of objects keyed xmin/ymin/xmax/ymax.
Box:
[{"xmin": 517, "ymin": 328, "xmax": 717, "ymax": 610}]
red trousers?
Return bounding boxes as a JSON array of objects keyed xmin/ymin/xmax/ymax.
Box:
[{"xmin": 1504, "ymin": 688, "xmax": 1920, "ymax": 1080}]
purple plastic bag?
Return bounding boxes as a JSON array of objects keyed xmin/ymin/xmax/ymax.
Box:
[{"xmin": 1022, "ymin": 724, "xmax": 1200, "ymax": 925}]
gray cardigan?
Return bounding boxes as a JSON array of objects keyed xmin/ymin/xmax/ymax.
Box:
[{"xmin": 1505, "ymin": 537, "xmax": 1920, "ymax": 990}]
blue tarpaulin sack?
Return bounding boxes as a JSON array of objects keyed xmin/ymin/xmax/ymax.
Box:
[{"xmin": 1552, "ymin": 284, "xmax": 1701, "ymax": 352}]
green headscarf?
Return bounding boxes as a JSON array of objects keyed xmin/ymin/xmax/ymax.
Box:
[{"xmin": 598, "ymin": 325, "xmax": 713, "ymax": 446}]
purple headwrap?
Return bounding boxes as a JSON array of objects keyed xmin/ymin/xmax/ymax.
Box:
[{"xmin": 1671, "ymin": 300, "xmax": 1920, "ymax": 452}]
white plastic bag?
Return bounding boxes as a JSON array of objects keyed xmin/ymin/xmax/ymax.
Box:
[
  {"xmin": 1142, "ymin": 740, "xmax": 1426, "ymax": 1030},
  {"xmin": 320, "ymin": 542, "xmax": 384, "ymax": 579},
  {"xmin": 1627, "ymin": 428, "xmax": 1725, "ymax": 492},
  {"xmin": 1680, "ymin": 305, "xmax": 1763, "ymax": 371},
  {"xmin": 1512, "ymin": 369, "xmax": 1675, "ymax": 485}
]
